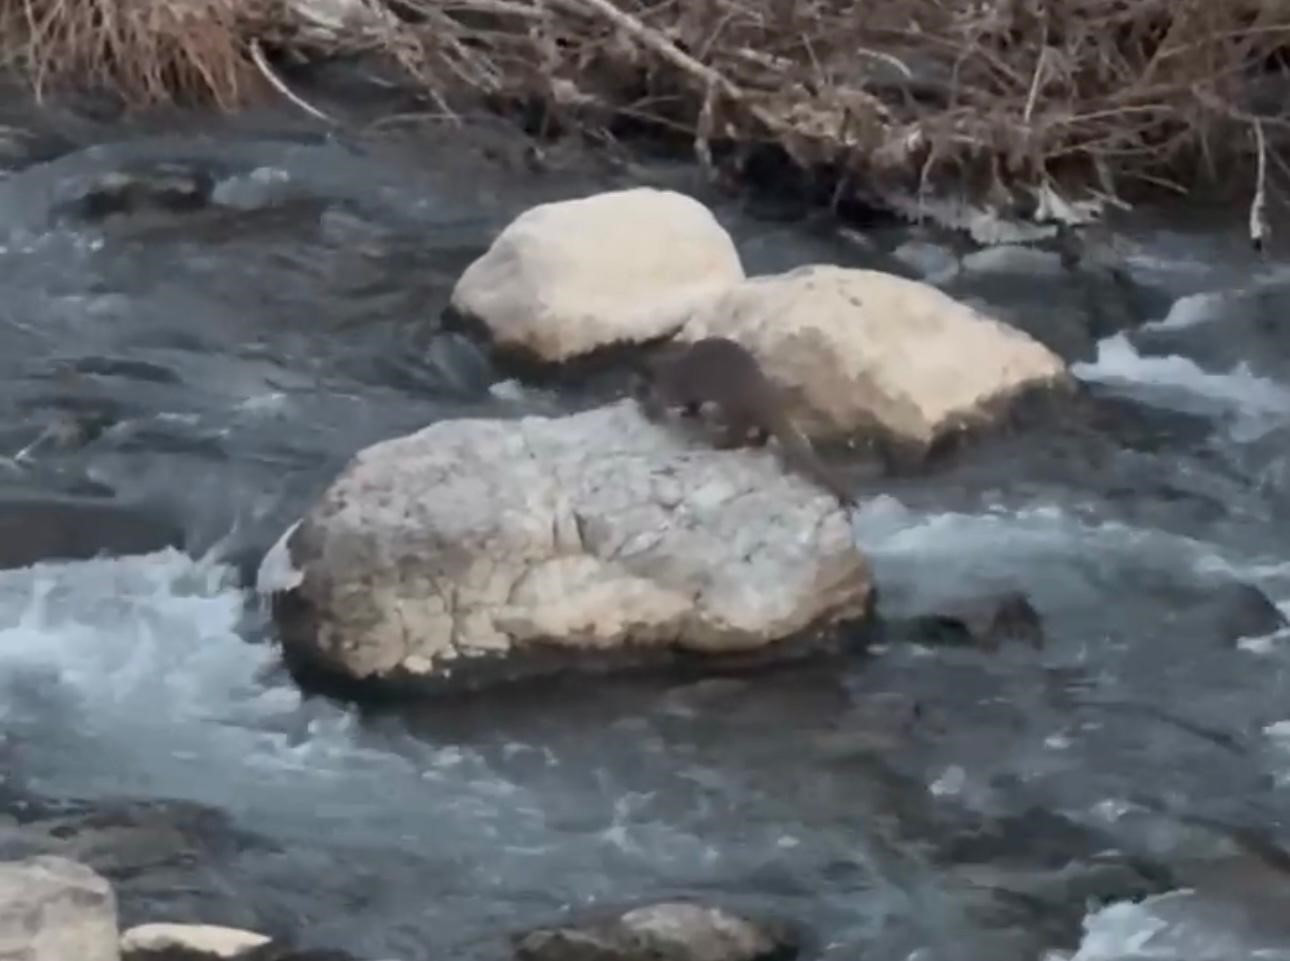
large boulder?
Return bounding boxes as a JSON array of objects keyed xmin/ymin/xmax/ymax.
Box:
[
  {"xmin": 258, "ymin": 400, "xmax": 870, "ymax": 689},
  {"xmin": 677, "ymin": 264, "xmax": 1070, "ymax": 451},
  {"xmin": 0, "ymin": 855, "xmax": 120, "ymax": 961},
  {"xmin": 449, "ymin": 188, "xmax": 745, "ymax": 362}
]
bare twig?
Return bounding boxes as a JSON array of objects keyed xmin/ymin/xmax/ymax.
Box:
[
  {"xmin": 1250, "ymin": 117, "xmax": 1269, "ymax": 249},
  {"xmin": 249, "ymin": 37, "xmax": 335, "ymax": 123},
  {"xmin": 547, "ymin": 0, "xmax": 786, "ymax": 134},
  {"xmin": 1022, "ymin": 46, "xmax": 1047, "ymax": 125}
]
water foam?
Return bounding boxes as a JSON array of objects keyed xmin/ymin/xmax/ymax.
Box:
[
  {"xmin": 1143, "ymin": 265, "xmax": 1290, "ymax": 332},
  {"xmin": 1057, "ymin": 890, "xmax": 1290, "ymax": 960},
  {"xmin": 853, "ymin": 496, "xmax": 1260, "ymax": 594},
  {"xmin": 0, "ymin": 549, "xmax": 308, "ymax": 792},
  {"xmin": 1071, "ymin": 333, "xmax": 1290, "ymax": 438},
  {"xmin": 852, "ymin": 495, "xmax": 1290, "ymax": 667},
  {"xmin": 0, "ymin": 548, "xmax": 521, "ymax": 843},
  {"xmin": 1148, "ymin": 290, "xmax": 1231, "ymax": 331},
  {"xmin": 0, "ymin": 546, "xmax": 719, "ymax": 886}
]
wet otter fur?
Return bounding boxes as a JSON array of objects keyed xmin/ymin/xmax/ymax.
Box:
[{"xmin": 635, "ymin": 336, "xmax": 855, "ymax": 507}]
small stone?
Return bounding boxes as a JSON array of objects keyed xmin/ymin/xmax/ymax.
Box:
[
  {"xmin": 514, "ymin": 900, "xmax": 794, "ymax": 961},
  {"xmin": 120, "ymin": 923, "xmax": 271, "ymax": 959},
  {"xmin": 0, "ymin": 855, "xmax": 120, "ymax": 961},
  {"xmin": 960, "ymin": 244, "xmax": 1064, "ymax": 277},
  {"xmin": 211, "ymin": 167, "xmax": 292, "ymax": 211},
  {"xmin": 891, "ymin": 240, "xmax": 960, "ymax": 284},
  {"xmin": 904, "ymin": 591, "xmax": 1045, "ymax": 651}
]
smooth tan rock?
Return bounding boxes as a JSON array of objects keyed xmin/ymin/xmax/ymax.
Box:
[
  {"xmin": 120, "ymin": 923, "xmax": 271, "ymax": 959},
  {"xmin": 0, "ymin": 855, "xmax": 119, "ymax": 961},
  {"xmin": 678, "ymin": 264, "xmax": 1070, "ymax": 448},
  {"xmin": 259, "ymin": 400, "xmax": 869, "ymax": 686},
  {"xmin": 450, "ymin": 187, "xmax": 744, "ymax": 362}
]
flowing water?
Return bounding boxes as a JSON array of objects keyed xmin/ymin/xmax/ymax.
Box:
[{"xmin": 0, "ymin": 87, "xmax": 1289, "ymax": 961}]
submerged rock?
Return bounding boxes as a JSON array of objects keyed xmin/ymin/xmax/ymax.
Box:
[
  {"xmin": 51, "ymin": 164, "xmax": 214, "ymax": 224},
  {"xmin": 890, "ymin": 239, "xmax": 961, "ymax": 285},
  {"xmin": 0, "ymin": 855, "xmax": 120, "ymax": 961},
  {"xmin": 422, "ymin": 331, "xmax": 498, "ymax": 397},
  {"xmin": 210, "ymin": 167, "xmax": 294, "ymax": 211},
  {"xmin": 900, "ymin": 591, "xmax": 1045, "ymax": 651},
  {"xmin": 959, "ymin": 244, "xmax": 1065, "ymax": 278},
  {"xmin": 813, "ymin": 690, "xmax": 924, "ymax": 755},
  {"xmin": 259, "ymin": 400, "xmax": 869, "ymax": 690},
  {"xmin": 450, "ymin": 187, "xmax": 744, "ymax": 362},
  {"xmin": 942, "ymin": 244, "xmax": 1155, "ymax": 363},
  {"xmin": 677, "ymin": 265, "xmax": 1069, "ymax": 454},
  {"xmin": 514, "ymin": 901, "xmax": 796, "ymax": 961},
  {"xmin": 1190, "ymin": 580, "xmax": 1286, "ymax": 646}
]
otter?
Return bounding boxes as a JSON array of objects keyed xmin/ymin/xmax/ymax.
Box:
[{"xmin": 635, "ymin": 336, "xmax": 855, "ymax": 507}]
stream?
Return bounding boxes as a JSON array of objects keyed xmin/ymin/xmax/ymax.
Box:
[{"xmin": 0, "ymin": 81, "xmax": 1289, "ymax": 961}]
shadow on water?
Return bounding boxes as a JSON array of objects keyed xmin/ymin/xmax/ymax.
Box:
[{"xmin": 1, "ymin": 71, "xmax": 1290, "ymax": 961}]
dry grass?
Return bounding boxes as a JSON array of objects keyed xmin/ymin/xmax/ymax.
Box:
[
  {"xmin": 4, "ymin": 0, "xmax": 1290, "ymax": 218},
  {"xmin": 0, "ymin": 0, "xmax": 279, "ymax": 109}
]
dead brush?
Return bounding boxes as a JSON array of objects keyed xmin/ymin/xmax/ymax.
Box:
[
  {"xmin": 4, "ymin": 0, "xmax": 1290, "ymax": 223},
  {"xmin": 384, "ymin": 0, "xmax": 1290, "ymax": 220},
  {"xmin": 0, "ymin": 0, "xmax": 281, "ymax": 109}
]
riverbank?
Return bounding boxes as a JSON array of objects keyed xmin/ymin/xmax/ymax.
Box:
[
  {"xmin": 2, "ymin": 0, "xmax": 1288, "ymax": 234},
  {"xmin": 0, "ymin": 22, "xmax": 1289, "ymax": 960}
]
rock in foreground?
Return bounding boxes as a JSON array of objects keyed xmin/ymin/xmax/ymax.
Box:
[
  {"xmin": 449, "ymin": 187, "xmax": 744, "ymax": 362},
  {"xmin": 679, "ymin": 264, "xmax": 1070, "ymax": 452},
  {"xmin": 120, "ymin": 922, "xmax": 357, "ymax": 960},
  {"xmin": 0, "ymin": 855, "xmax": 120, "ymax": 961},
  {"xmin": 121, "ymin": 923, "xmax": 271, "ymax": 960},
  {"xmin": 259, "ymin": 401, "xmax": 870, "ymax": 690},
  {"xmin": 514, "ymin": 901, "xmax": 796, "ymax": 961}
]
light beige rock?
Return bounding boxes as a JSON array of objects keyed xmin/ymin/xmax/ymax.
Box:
[
  {"xmin": 517, "ymin": 900, "xmax": 787, "ymax": 961},
  {"xmin": 616, "ymin": 903, "xmax": 780, "ymax": 961},
  {"xmin": 0, "ymin": 855, "xmax": 119, "ymax": 961},
  {"xmin": 120, "ymin": 923, "xmax": 271, "ymax": 959},
  {"xmin": 678, "ymin": 264, "xmax": 1069, "ymax": 447},
  {"xmin": 450, "ymin": 187, "xmax": 745, "ymax": 362},
  {"xmin": 259, "ymin": 400, "xmax": 869, "ymax": 685}
]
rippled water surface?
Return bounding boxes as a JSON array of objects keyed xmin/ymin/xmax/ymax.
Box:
[{"xmin": 1, "ymin": 89, "xmax": 1290, "ymax": 961}]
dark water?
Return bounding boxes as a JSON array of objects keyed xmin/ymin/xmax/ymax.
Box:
[{"xmin": 1, "ymin": 85, "xmax": 1290, "ymax": 961}]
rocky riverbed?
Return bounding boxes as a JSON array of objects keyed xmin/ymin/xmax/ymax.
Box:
[{"xmin": 1, "ymin": 72, "xmax": 1290, "ymax": 961}]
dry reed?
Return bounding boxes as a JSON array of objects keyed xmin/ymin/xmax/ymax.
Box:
[{"xmin": 0, "ymin": 0, "xmax": 288, "ymax": 109}]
